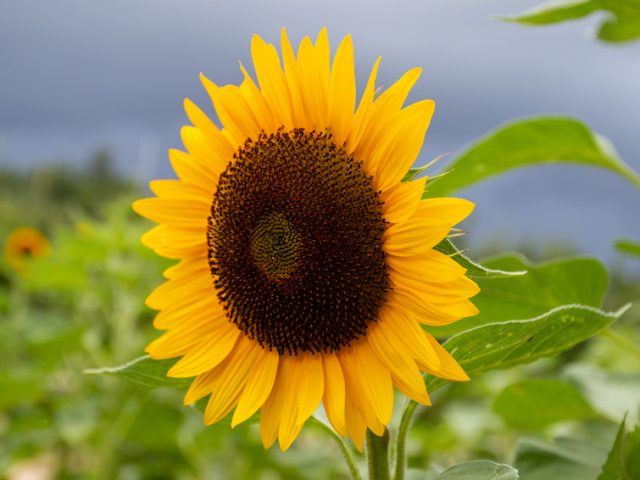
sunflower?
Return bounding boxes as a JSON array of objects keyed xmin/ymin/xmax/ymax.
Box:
[
  {"xmin": 4, "ymin": 227, "xmax": 51, "ymax": 276},
  {"xmin": 134, "ymin": 28, "xmax": 479, "ymax": 451}
]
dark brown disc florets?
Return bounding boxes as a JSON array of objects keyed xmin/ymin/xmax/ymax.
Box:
[{"xmin": 208, "ymin": 129, "xmax": 389, "ymax": 355}]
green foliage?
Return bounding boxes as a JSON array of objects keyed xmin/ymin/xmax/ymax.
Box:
[
  {"xmin": 436, "ymin": 460, "xmax": 519, "ymax": 480},
  {"xmin": 493, "ymin": 379, "xmax": 597, "ymax": 429},
  {"xmin": 430, "ymin": 254, "xmax": 609, "ymax": 337},
  {"xmin": 615, "ymin": 239, "xmax": 640, "ymax": 257},
  {"xmin": 434, "ymin": 240, "xmax": 527, "ymax": 280},
  {"xmin": 499, "ymin": 0, "xmax": 640, "ymax": 43},
  {"xmin": 515, "ymin": 432, "xmax": 614, "ymax": 480},
  {"xmin": 426, "ymin": 304, "xmax": 628, "ymax": 392},
  {"xmin": 424, "ymin": 117, "xmax": 640, "ymax": 198},
  {"xmin": 598, "ymin": 417, "xmax": 640, "ymax": 479},
  {"xmin": 85, "ymin": 355, "xmax": 191, "ymax": 389}
]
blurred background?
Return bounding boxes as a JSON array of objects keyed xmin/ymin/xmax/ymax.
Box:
[{"xmin": 1, "ymin": 1, "xmax": 639, "ymax": 479}]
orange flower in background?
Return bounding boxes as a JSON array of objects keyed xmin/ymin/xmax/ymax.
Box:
[
  {"xmin": 4, "ymin": 227, "xmax": 51, "ymax": 275},
  {"xmin": 134, "ymin": 28, "xmax": 479, "ymax": 451}
]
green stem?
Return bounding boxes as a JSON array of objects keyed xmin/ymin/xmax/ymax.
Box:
[
  {"xmin": 366, "ymin": 429, "xmax": 391, "ymax": 480},
  {"xmin": 309, "ymin": 417, "xmax": 362, "ymax": 480},
  {"xmin": 394, "ymin": 400, "xmax": 418, "ymax": 480},
  {"xmin": 601, "ymin": 327, "xmax": 640, "ymax": 361}
]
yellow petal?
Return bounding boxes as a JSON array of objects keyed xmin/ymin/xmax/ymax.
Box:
[
  {"xmin": 203, "ymin": 336, "xmax": 263, "ymax": 424},
  {"xmin": 184, "ymin": 368, "xmax": 218, "ymax": 405},
  {"xmin": 379, "ymin": 304, "xmax": 442, "ymax": 372},
  {"xmin": 413, "ymin": 198, "xmax": 475, "ymax": 225},
  {"xmin": 295, "ymin": 354, "xmax": 325, "ymax": 426},
  {"xmin": 200, "ymin": 76, "xmax": 260, "ymax": 147},
  {"xmin": 259, "ymin": 375, "xmax": 286, "ymax": 449},
  {"xmin": 149, "ymin": 179, "xmax": 211, "ymax": 202},
  {"xmin": 381, "ymin": 177, "xmax": 427, "ymax": 224},
  {"xmin": 371, "ymin": 67, "xmax": 422, "ymax": 120},
  {"xmin": 146, "ymin": 310, "xmax": 227, "ymax": 359},
  {"xmin": 322, "ymin": 353, "xmax": 347, "ymax": 436},
  {"xmin": 133, "ymin": 197, "xmax": 209, "ymax": 227},
  {"xmin": 422, "ymin": 332, "xmax": 470, "ymax": 382},
  {"xmin": 183, "ymin": 98, "xmax": 234, "ymax": 160},
  {"xmin": 352, "ymin": 67, "xmax": 422, "ymax": 163},
  {"xmin": 427, "ymin": 298, "xmax": 480, "ymax": 318},
  {"xmin": 145, "ymin": 271, "xmax": 212, "ymax": 310},
  {"xmin": 297, "ymin": 36, "xmax": 328, "ymax": 130},
  {"xmin": 383, "ymin": 218, "xmax": 450, "ymax": 256},
  {"xmin": 167, "ymin": 323, "xmax": 240, "ymax": 378},
  {"xmin": 367, "ymin": 322, "xmax": 431, "ymax": 405},
  {"xmin": 251, "ymin": 34, "xmax": 293, "ymax": 128},
  {"xmin": 278, "ymin": 354, "xmax": 324, "ymax": 450},
  {"xmin": 386, "ymin": 250, "xmax": 466, "ymax": 285},
  {"xmin": 373, "ymin": 100, "xmax": 435, "ymax": 192},
  {"xmin": 339, "ymin": 341, "xmax": 393, "ymax": 429},
  {"xmin": 153, "ymin": 293, "xmax": 221, "ymax": 330},
  {"xmin": 344, "ymin": 395, "xmax": 367, "ymax": 452},
  {"xmin": 328, "ymin": 34, "xmax": 355, "ymax": 146},
  {"xmin": 141, "ymin": 224, "xmax": 206, "ymax": 259},
  {"xmin": 280, "ymin": 28, "xmax": 306, "ymax": 128},
  {"xmin": 163, "ymin": 256, "xmax": 208, "ymax": 280},
  {"xmin": 180, "ymin": 125, "xmax": 224, "ymax": 171},
  {"xmin": 389, "ymin": 287, "xmax": 460, "ymax": 326},
  {"xmin": 168, "ymin": 148, "xmax": 219, "ymax": 193},
  {"xmin": 314, "ymin": 28, "xmax": 331, "ymax": 92},
  {"xmin": 347, "ymin": 57, "xmax": 381, "ymax": 158},
  {"xmin": 389, "ymin": 271, "xmax": 479, "ymax": 305},
  {"xmin": 238, "ymin": 63, "xmax": 277, "ymax": 133},
  {"xmin": 232, "ymin": 347, "xmax": 279, "ymax": 427}
]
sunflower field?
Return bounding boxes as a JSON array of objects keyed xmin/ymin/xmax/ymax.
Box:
[{"xmin": 1, "ymin": 3, "xmax": 640, "ymax": 480}]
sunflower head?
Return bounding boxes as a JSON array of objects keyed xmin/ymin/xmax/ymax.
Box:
[
  {"xmin": 134, "ymin": 28, "xmax": 479, "ymax": 451},
  {"xmin": 3, "ymin": 227, "xmax": 51, "ymax": 276}
]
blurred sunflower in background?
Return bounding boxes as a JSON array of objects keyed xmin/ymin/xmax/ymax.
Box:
[
  {"xmin": 4, "ymin": 227, "xmax": 51, "ymax": 276},
  {"xmin": 134, "ymin": 28, "xmax": 479, "ymax": 451}
]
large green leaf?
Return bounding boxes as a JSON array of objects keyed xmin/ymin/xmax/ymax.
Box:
[
  {"xmin": 493, "ymin": 379, "xmax": 597, "ymax": 430},
  {"xmin": 498, "ymin": 0, "xmax": 640, "ymax": 43},
  {"xmin": 429, "ymin": 254, "xmax": 609, "ymax": 337},
  {"xmin": 426, "ymin": 304, "xmax": 629, "ymax": 392},
  {"xmin": 436, "ymin": 460, "xmax": 519, "ymax": 480},
  {"xmin": 598, "ymin": 417, "xmax": 640, "ymax": 479},
  {"xmin": 85, "ymin": 355, "xmax": 190, "ymax": 389},
  {"xmin": 434, "ymin": 240, "xmax": 527, "ymax": 280},
  {"xmin": 424, "ymin": 117, "xmax": 640, "ymax": 198}
]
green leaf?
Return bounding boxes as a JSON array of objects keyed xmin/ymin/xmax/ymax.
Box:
[
  {"xmin": 429, "ymin": 254, "xmax": 609, "ymax": 337},
  {"xmin": 426, "ymin": 304, "xmax": 629, "ymax": 392},
  {"xmin": 598, "ymin": 417, "xmax": 640, "ymax": 479},
  {"xmin": 498, "ymin": 0, "xmax": 640, "ymax": 44},
  {"xmin": 493, "ymin": 379, "xmax": 597, "ymax": 430},
  {"xmin": 424, "ymin": 117, "xmax": 640, "ymax": 198},
  {"xmin": 436, "ymin": 460, "xmax": 519, "ymax": 479},
  {"xmin": 0, "ymin": 375, "xmax": 46, "ymax": 409},
  {"xmin": 515, "ymin": 433, "xmax": 613, "ymax": 480},
  {"xmin": 566, "ymin": 365, "xmax": 640, "ymax": 425},
  {"xmin": 84, "ymin": 355, "xmax": 190, "ymax": 389},
  {"xmin": 434, "ymin": 240, "xmax": 528, "ymax": 279},
  {"xmin": 615, "ymin": 239, "xmax": 640, "ymax": 257}
]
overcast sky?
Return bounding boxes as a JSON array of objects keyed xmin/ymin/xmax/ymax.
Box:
[{"xmin": 1, "ymin": 0, "xmax": 639, "ymax": 263}]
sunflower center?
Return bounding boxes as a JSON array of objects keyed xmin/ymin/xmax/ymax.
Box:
[
  {"xmin": 208, "ymin": 128, "xmax": 389, "ymax": 355},
  {"xmin": 250, "ymin": 212, "xmax": 302, "ymax": 282}
]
